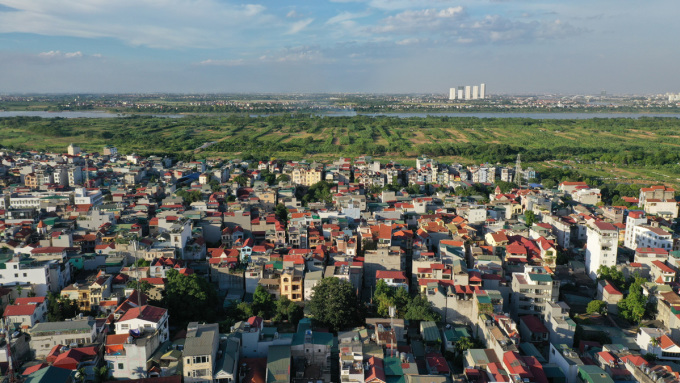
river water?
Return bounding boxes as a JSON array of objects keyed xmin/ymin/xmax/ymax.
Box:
[{"xmin": 1, "ymin": 110, "xmax": 679, "ymax": 120}]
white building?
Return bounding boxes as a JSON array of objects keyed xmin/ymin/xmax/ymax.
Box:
[
  {"xmin": 0, "ymin": 257, "xmax": 69, "ymax": 296},
  {"xmin": 585, "ymin": 221, "xmax": 618, "ymax": 280},
  {"xmin": 74, "ymin": 188, "xmax": 104, "ymax": 206},
  {"xmin": 114, "ymin": 305, "xmax": 169, "ymax": 343},
  {"xmin": 630, "ymin": 225, "xmax": 673, "ymax": 251},
  {"xmin": 624, "ymin": 211, "xmax": 647, "ymax": 249}
]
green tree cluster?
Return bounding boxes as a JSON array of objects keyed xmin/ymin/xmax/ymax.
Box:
[
  {"xmin": 373, "ymin": 280, "xmax": 441, "ymax": 322},
  {"xmin": 618, "ymin": 277, "xmax": 648, "ymax": 324},
  {"xmin": 586, "ymin": 300, "xmax": 607, "ymax": 315},
  {"xmin": 175, "ymin": 189, "xmax": 203, "ymax": 204},
  {"xmin": 309, "ymin": 277, "xmax": 363, "ymax": 332},
  {"xmin": 299, "ymin": 181, "xmax": 333, "ymax": 205},
  {"xmin": 524, "ymin": 210, "xmax": 536, "ymax": 227},
  {"xmin": 47, "ymin": 292, "xmax": 80, "ymax": 322},
  {"xmin": 163, "ymin": 269, "xmax": 219, "ymax": 326}
]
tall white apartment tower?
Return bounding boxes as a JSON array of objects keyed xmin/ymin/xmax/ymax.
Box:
[
  {"xmin": 585, "ymin": 221, "xmax": 618, "ymax": 280},
  {"xmin": 472, "ymin": 86, "xmax": 479, "ymax": 100},
  {"xmin": 465, "ymin": 86, "xmax": 471, "ymax": 100},
  {"xmin": 458, "ymin": 89, "xmax": 463, "ymax": 99},
  {"xmin": 480, "ymin": 83, "xmax": 486, "ymax": 99},
  {"xmin": 449, "ymin": 88, "xmax": 457, "ymax": 100}
]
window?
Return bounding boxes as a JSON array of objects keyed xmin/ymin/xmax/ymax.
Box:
[
  {"xmin": 23, "ymin": 273, "xmax": 27, "ymax": 277},
  {"xmin": 118, "ymin": 363, "xmax": 124, "ymax": 370},
  {"xmin": 14, "ymin": 274, "xmax": 18, "ymax": 278}
]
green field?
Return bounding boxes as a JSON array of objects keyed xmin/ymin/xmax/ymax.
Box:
[{"xmin": 2, "ymin": 114, "xmax": 680, "ymax": 186}]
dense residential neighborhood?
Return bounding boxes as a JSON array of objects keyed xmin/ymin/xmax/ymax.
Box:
[{"xmin": 1, "ymin": 145, "xmax": 680, "ymax": 383}]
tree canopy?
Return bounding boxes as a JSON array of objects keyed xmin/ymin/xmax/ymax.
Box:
[
  {"xmin": 586, "ymin": 300, "xmax": 607, "ymax": 315},
  {"xmin": 163, "ymin": 269, "xmax": 219, "ymax": 326},
  {"xmin": 46, "ymin": 292, "xmax": 81, "ymax": 322},
  {"xmin": 617, "ymin": 276, "xmax": 648, "ymax": 323},
  {"xmin": 309, "ymin": 277, "xmax": 362, "ymax": 332}
]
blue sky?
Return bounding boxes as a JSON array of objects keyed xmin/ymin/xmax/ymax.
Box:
[{"xmin": 0, "ymin": 0, "xmax": 678, "ymax": 94}]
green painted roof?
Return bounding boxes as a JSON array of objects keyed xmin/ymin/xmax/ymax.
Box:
[
  {"xmin": 266, "ymin": 345, "xmax": 291, "ymax": 383},
  {"xmin": 528, "ymin": 273, "xmax": 553, "ymax": 282},
  {"xmin": 420, "ymin": 321, "xmax": 440, "ymax": 343},
  {"xmin": 24, "ymin": 366, "xmax": 73, "ymax": 383},
  {"xmin": 384, "ymin": 356, "xmax": 404, "ymax": 376},
  {"xmin": 578, "ymin": 365, "xmax": 614, "ymax": 383}
]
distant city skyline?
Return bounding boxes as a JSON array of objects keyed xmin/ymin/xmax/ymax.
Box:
[{"xmin": 0, "ymin": 0, "xmax": 678, "ymax": 94}]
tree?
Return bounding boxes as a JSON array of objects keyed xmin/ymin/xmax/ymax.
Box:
[
  {"xmin": 309, "ymin": 277, "xmax": 362, "ymax": 332},
  {"xmin": 617, "ymin": 276, "xmax": 648, "ymax": 324},
  {"xmin": 209, "ymin": 179, "xmax": 221, "ymax": 192},
  {"xmin": 252, "ymin": 285, "xmax": 275, "ymax": 319},
  {"xmin": 275, "ymin": 203, "xmax": 289, "ymax": 227},
  {"xmin": 524, "ymin": 210, "xmax": 536, "ymax": 227},
  {"xmin": 403, "ymin": 295, "xmax": 441, "ymax": 322},
  {"xmin": 274, "ymin": 296, "xmax": 304, "ymax": 325},
  {"xmin": 586, "ymin": 300, "xmax": 607, "ymax": 315},
  {"xmin": 277, "ymin": 174, "xmax": 290, "ymax": 184},
  {"xmin": 455, "ymin": 337, "xmax": 475, "ymax": 354},
  {"xmin": 176, "ymin": 189, "xmax": 202, "ymax": 204},
  {"xmin": 94, "ymin": 366, "xmax": 110, "ymax": 383},
  {"xmin": 163, "ymin": 269, "xmax": 219, "ymax": 326},
  {"xmin": 47, "ymin": 292, "xmax": 80, "ymax": 322},
  {"xmin": 373, "ymin": 280, "xmax": 409, "ymax": 318},
  {"xmin": 596, "ymin": 265, "xmax": 626, "ymax": 290},
  {"xmin": 126, "ymin": 280, "xmax": 153, "ymax": 294},
  {"xmin": 494, "ymin": 181, "xmax": 518, "ymax": 193},
  {"xmin": 233, "ymin": 175, "xmax": 249, "ymax": 187}
]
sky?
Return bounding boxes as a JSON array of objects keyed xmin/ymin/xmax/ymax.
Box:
[{"xmin": 0, "ymin": 0, "xmax": 678, "ymax": 94}]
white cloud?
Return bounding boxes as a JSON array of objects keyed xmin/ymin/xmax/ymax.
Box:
[
  {"xmin": 37, "ymin": 50, "xmax": 90, "ymax": 59},
  {"xmin": 396, "ymin": 38, "xmax": 420, "ymax": 45},
  {"xmin": 0, "ymin": 0, "xmax": 278, "ymax": 49},
  {"xmin": 287, "ymin": 18, "xmax": 314, "ymax": 34},
  {"xmin": 370, "ymin": 6, "xmax": 465, "ymax": 33},
  {"xmin": 326, "ymin": 11, "xmax": 370, "ymax": 25}
]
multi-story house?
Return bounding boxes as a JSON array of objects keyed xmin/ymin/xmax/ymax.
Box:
[
  {"xmin": 183, "ymin": 322, "xmax": 220, "ymax": 383},
  {"xmin": 510, "ymin": 264, "xmax": 560, "ymax": 319},
  {"xmin": 585, "ymin": 221, "xmax": 618, "ymax": 280},
  {"xmin": 30, "ymin": 318, "xmax": 99, "ymax": 359},
  {"xmin": 624, "ymin": 211, "xmax": 647, "ymax": 250},
  {"xmin": 114, "ymin": 305, "xmax": 169, "ymax": 343},
  {"xmin": 280, "ymin": 268, "xmax": 304, "ymax": 302}
]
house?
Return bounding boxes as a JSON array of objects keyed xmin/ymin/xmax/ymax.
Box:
[
  {"xmin": 636, "ymin": 327, "xmax": 680, "ymax": 361},
  {"xmin": 375, "ymin": 270, "xmax": 409, "ymax": 290},
  {"xmin": 183, "ymin": 322, "xmax": 220, "ymax": 383},
  {"xmin": 114, "ymin": 305, "xmax": 169, "ymax": 343},
  {"xmin": 29, "ymin": 318, "xmax": 99, "ymax": 359},
  {"xmin": 3, "ymin": 296, "xmax": 48, "ymax": 330},
  {"xmin": 23, "ymin": 365, "xmax": 74, "ymax": 383},
  {"xmin": 595, "ymin": 280, "xmax": 623, "ymax": 315},
  {"xmin": 519, "ymin": 315, "xmax": 549, "ymax": 346}
]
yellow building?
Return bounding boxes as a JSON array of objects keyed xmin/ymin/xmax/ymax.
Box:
[{"xmin": 280, "ymin": 269, "xmax": 304, "ymax": 302}]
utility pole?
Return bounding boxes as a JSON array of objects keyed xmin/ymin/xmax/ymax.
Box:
[{"xmin": 389, "ymin": 306, "xmax": 396, "ymax": 357}]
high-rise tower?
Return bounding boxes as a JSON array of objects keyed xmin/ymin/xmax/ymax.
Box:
[{"xmin": 514, "ymin": 154, "xmax": 522, "ymax": 187}]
